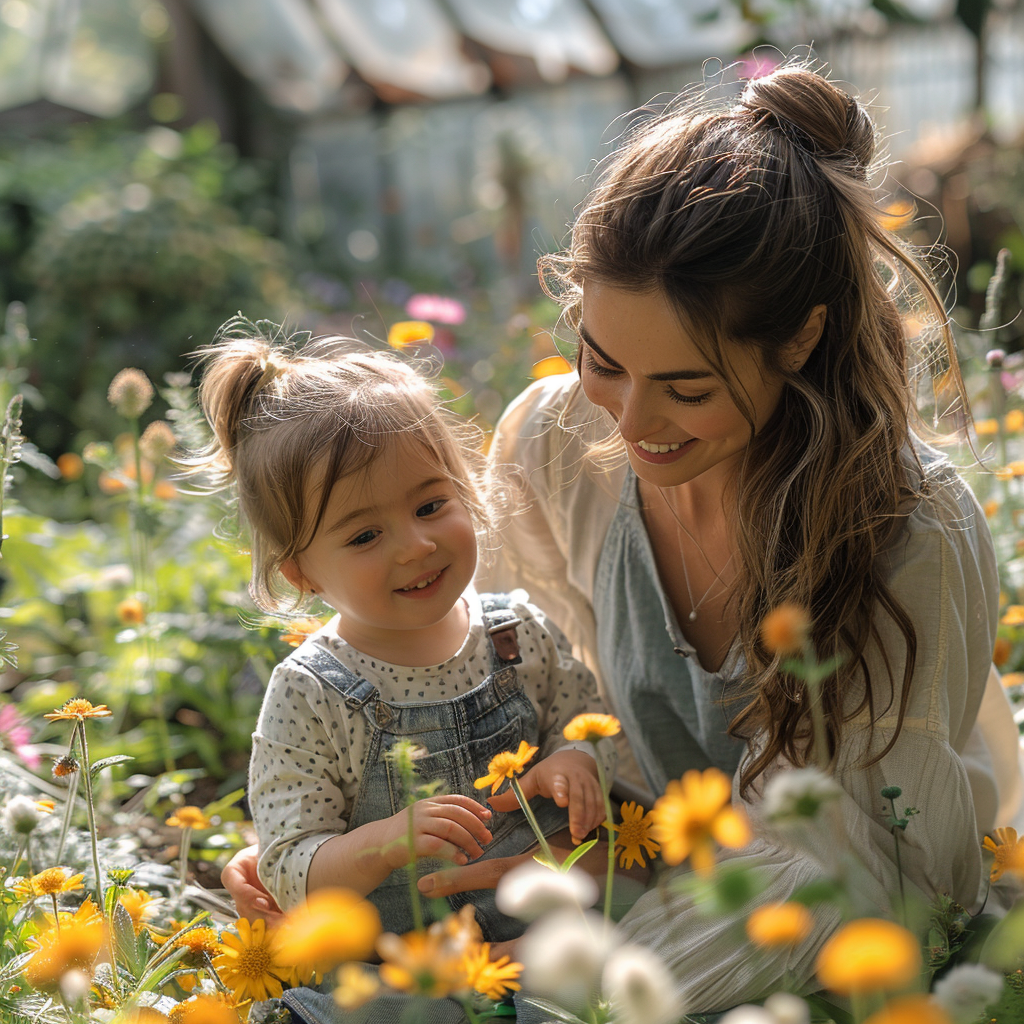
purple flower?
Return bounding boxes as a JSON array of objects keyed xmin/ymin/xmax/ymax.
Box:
[
  {"xmin": 405, "ymin": 293, "xmax": 467, "ymax": 325},
  {"xmin": 0, "ymin": 703, "xmax": 41, "ymax": 769}
]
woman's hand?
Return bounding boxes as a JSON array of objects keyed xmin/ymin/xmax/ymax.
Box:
[{"xmin": 221, "ymin": 844, "xmax": 285, "ymax": 925}]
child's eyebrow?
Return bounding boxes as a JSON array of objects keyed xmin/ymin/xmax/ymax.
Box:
[{"xmin": 325, "ymin": 476, "xmax": 450, "ymax": 535}]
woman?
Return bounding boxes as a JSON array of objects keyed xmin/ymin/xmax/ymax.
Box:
[{"xmin": 223, "ymin": 63, "xmax": 1024, "ymax": 1012}]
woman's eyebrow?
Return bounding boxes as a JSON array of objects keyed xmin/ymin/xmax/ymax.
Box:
[{"xmin": 578, "ymin": 322, "xmax": 714, "ymax": 382}]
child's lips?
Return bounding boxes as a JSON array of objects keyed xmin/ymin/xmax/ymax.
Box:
[{"xmin": 396, "ymin": 567, "xmax": 445, "ymax": 594}]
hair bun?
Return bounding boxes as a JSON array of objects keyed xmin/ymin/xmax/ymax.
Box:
[{"xmin": 739, "ymin": 66, "xmax": 874, "ymax": 176}]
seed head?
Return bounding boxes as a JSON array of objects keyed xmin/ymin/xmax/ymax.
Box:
[{"xmin": 108, "ymin": 368, "xmax": 154, "ymax": 418}]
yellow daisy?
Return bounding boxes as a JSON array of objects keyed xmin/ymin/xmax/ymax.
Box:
[
  {"xmin": 461, "ymin": 943, "xmax": 523, "ymax": 1000},
  {"xmin": 377, "ymin": 928, "xmax": 468, "ymax": 999},
  {"xmin": 474, "ymin": 740, "xmax": 538, "ymax": 795},
  {"xmin": 44, "ymin": 698, "xmax": 112, "ymax": 720},
  {"xmin": 23, "ymin": 909, "xmax": 105, "ymax": 989},
  {"xmin": 815, "ymin": 918, "xmax": 921, "ymax": 996},
  {"xmin": 983, "ymin": 826, "xmax": 1024, "ymax": 882},
  {"xmin": 745, "ymin": 902, "xmax": 814, "ymax": 948},
  {"xmin": 609, "ymin": 800, "xmax": 660, "ymax": 869},
  {"xmin": 563, "ymin": 713, "xmax": 621, "ymax": 744},
  {"xmin": 165, "ymin": 806, "xmax": 213, "ymax": 830},
  {"xmin": 212, "ymin": 917, "xmax": 289, "ymax": 1003},
  {"xmin": 167, "ymin": 993, "xmax": 243, "ymax": 1024},
  {"xmin": 275, "ymin": 888, "xmax": 381, "ymax": 972},
  {"xmin": 334, "ymin": 963, "xmax": 381, "ymax": 1010},
  {"xmin": 119, "ymin": 888, "xmax": 162, "ymax": 933},
  {"xmin": 25, "ymin": 866, "xmax": 84, "ymax": 898}
]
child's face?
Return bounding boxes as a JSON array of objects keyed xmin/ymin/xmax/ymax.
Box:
[{"xmin": 284, "ymin": 438, "xmax": 478, "ymax": 654}]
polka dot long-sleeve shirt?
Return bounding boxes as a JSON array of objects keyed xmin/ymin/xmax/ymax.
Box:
[{"xmin": 250, "ymin": 588, "xmax": 606, "ymax": 910}]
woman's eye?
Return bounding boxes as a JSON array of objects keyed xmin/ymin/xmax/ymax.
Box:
[
  {"xmin": 349, "ymin": 529, "xmax": 379, "ymax": 547},
  {"xmin": 666, "ymin": 386, "xmax": 713, "ymax": 406},
  {"xmin": 582, "ymin": 352, "xmax": 620, "ymax": 378},
  {"xmin": 416, "ymin": 499, "xmax": 447, "ymax": 517}
]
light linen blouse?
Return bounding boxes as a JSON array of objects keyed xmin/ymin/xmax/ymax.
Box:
[{"xmin": 482, "ymin": 373, "xmax": 1024, "ymax": 1012}]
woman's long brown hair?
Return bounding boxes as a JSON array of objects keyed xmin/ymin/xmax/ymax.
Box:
[{"xmin": 539, "ymin": 63, "xmax": 967, "ymax": 795}]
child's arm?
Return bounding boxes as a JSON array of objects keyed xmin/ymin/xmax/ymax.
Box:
[
  {"xmin": 486, "ymin": 748, "xmax": 605, "ymax": 844},
  {"xmin": 308, "ymin": 794, "xmax": 494, "ymax": 897}
]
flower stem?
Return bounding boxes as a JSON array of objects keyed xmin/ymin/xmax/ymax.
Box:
[
  {"xmin": 178, "ymin": 826, "xmax": 192, "ymax": 893},
  {"xmin": 10, "ymin": 836, "xmax": 27, "ymax": 877},
  {"xmin": 888, "ymin": 794, "xmax": 907, "ymax": 923},
  {"xmin": 594, "ymin": 755, "xmax": 615, "ymax": 922},
  {"xmin": 407, "ymin": 805, "xmax": 424, "ymax": 932},
  {"xmin": 510, "ymin": 776, "xmax": 556, "ymax": 868},
  {"xmin": 802, "ymin": 640, "xmax": 830, "ymax": 771}
]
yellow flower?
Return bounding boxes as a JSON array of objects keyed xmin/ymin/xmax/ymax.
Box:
[
  {"xmin": 57, "ymin": 453, "xmax": 84, "ymax": 480},
  {"xmin": 1001, "ymin": 606, "xmax": 1024, "ymax": 627},
  {"xmin": 474, "ymin": 740, "xmax": 538, "ymax": 795},
  {"xmin": 878, "ymin": 198, "xmax": 914, "ymax": 232},
  {"xmin": 651, "ymin": 767, "xmax": 751, "ymax": 873},
  {"xmin": 118, "ymin": 888, "xmax": 163, "ymax": 933},
  {"xmin": 212, "ymin": 917, "xmax": 288, "ymax": 1004},
  {"xmin": 531, "ymin": 355, "xmax": 573, "ymax": 378},
  {"xmin": 975, "ymin": 418, "xmax": 999, "ymax": 437},
  {"xmin": 745, "ymin": 902, "xmax": 814, "ymax": 948},
  {"xmin": 388, "ymin": 320, "xmax": 434, "ymax": 349},
  {"xmin": 993, "ymin": 636, "xmax": 1012, "ymax": 667},
  {"xmin": 1007, "ymin": 409, "xmax": 1024, "ymax": 433},
  {"xmin": 377, "ymin": 929, "xmax": 468, "ymax": 998},
  {"xmin": 609, "ymin": 800, "xmax": 660, "ymax": 869},
  {"xmin": 563, "ymin": 713, "xmax": 621, "ymax": 744},
  {"xmin": 165, "ymin": 806, "xmax": 213, "ymax": 830},
  {"xmin": 334, "ymin": 963, "xmax": 381, "ymax": 1010},
  {"xmin": 1001, "ymin": 672, "xmax": 1024, "ymax": 690},
  {"xmin": 26, "ymin": 867, "xmax": 85, "ymax": 898},
  {"xmin": 983, "ymin": 826, "xmax": 1024, "ymax": 882},
  {"xmin": 44, "ymin": 698, "xmax": 112, "ymax": 720},
  {"xmin": 173, "ymin": 925, "xmax": 221, "ymax": 960},
  {"xmin": 760, "ymin": 604, "xmax": 811, "ymax": 656},
  {"xmin": 154, "ymin": 479, "xmax": 178, "ymax": 500},
  {"xmin": 279, "ymin": 616, "xmax": 324, "ymax": 647},
  {"xmin": 35, "ymin": 798, "xmax": 55, "ymax": 814},
  {"xmin": 461, "ymin": 943, "xmax": 523, "ymax": 1000},
  {"xmin": 23, "ymin": 909, "xmax": 106, "ymax": 989},
  {"xmin": 863, "ymin": 994, "xmax": 953, "ymax": 1024},
  {"xmin": 115, "ymin": 1010, "xmax": 170, "ymax": 1023},
  {"xmin": 275, "ymin": 888, "xmax": 381, "ymax": 972},
  {"xmin": 117, "ymin": 598, "xmax": 146, "ymax": 625},
  {"xmin": 167, "ymin": 994, "xmax": 243, "ymax": 1024},
  {"xmin": 40, "ymin": 897, "xmax": 102, "ymax": 932},
  {"xmin": 983, "ymin": 498, "xmax": 1000, "ymax": 518},
  {"xmin": 815, "ymin": 918, "xmax": 921, "ymax": 995}
]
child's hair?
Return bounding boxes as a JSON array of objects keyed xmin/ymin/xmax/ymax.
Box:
[
  {"xmin": 186, "ymin": 317, "xmax": 496, "ymax": 614},
  {"xmin": 539, "ymin": 61, "xmax": 965, "ymax": 794}
]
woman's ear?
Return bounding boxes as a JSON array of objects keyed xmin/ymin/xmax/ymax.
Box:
[
  {"xmin": 281, "ymin": 558, "xmax": 312, "ymax": 594},
  {"xmin": 787, "ymin": 304, "xmax": 827, "ymax": 372}
]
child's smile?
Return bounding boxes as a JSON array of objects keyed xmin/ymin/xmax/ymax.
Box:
[{"xmin": 283, "ymin": 437, "xmax": 478, "ymax": 666}]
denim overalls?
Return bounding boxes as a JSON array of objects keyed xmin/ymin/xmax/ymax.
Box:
[{"xmin": 281, "ymin": 593, "xmax": 568, "ymax": 941}]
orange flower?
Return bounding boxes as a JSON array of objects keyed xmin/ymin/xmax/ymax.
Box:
[
  {"xmin": 117, "ymin": 598, "xmax": 146, "ymax": 625},
  {"xmin": 878, "ymin": 198, "xmax": 915, "ymax": 232},
  {"xmin": 44, "ymin": 698, "xmax": 112, "ymax": 721},
  {"xmin": 863, "ymin": 994, "xmax": 952, "ymax": 1024},
  {"xmin": 165, "ymin": 806, "xmax": 213, "ymax": 830},
  {"xmin": 1007, "ymin": 409, "xmax": 1024, "ymax": 433},
  {"xmin": 56, "ymin": 453, "xmax": 84, "ymax": 480},
  {"xmin": 275, "ymin": 888, "xmax": 381, "ymax": 971},
  {"xmin": 815, "ymin": 918, "xmax": 921, "ymax": 995},
  {"xmin": 1001, "ymin": 672, "xmax": 1024, "ymax": 690},
  {"xmin": 154, "ymin": 480, "xmax": 178, "ymax": 500},
  {"xmin": 167, "ymin": 994, "xmax": 243, "ymax": 1024},
  {"xmin": 983, "ymin": 498, "xmax": 999, "ymax": 519},
  {"xmin": 377, "ymin": 928, "xmax": 468, "ymax": 998},
  {"xmin": 531, "ymin": 355, "xmax": 573, "ymax": 378},
  {"xmin": 651, "ymin": 767, "xmax": 750, "ymax": 873},
  {"xmin": 746, "ymin": 902, "xmax": 814, "ymax": 948},
  {"xmin": 610, "ymin": 800, "xmax": 660, "ymax": 869},
  {"xmin": 173, "ymin": 925, "xmax": 221, "ymax": 960},
  {"xmin": 118, "ymin": 888, "xmax": 162, "ymax": 932},
  {"xmin": 1002, "ymin": 606, "xmax": 1024, "ymax": 626},
  {"xmin": 23, "ymin": 909, "xmax": 106, "ymax": 989},
  {"xmin": 97, "ymin": 471, "xmax": 129, "ymax": 494},
  {"xmin": 279, "ymin": 617, "xmax": 324, "ymax": 646},
  {"xmin": 975, "ymin": 418, "xmax": 999, "ymax": 437},
  {"xmin": 461, "ymin": 942, "xmax": 523, "ymax": 999},
  {"xmin": 474, "ymin": 740, "xmax": 538, "ymax": 795},
  {"xmin": 388, "ymin": 321, "xmax": 434, "ymax": 349},
  {"xmin": 26, "ymin": 866, "xmax": 84, "ymax": 898},
  {"xmin": 563, "ymin": 713, "xmax": 621, "ymax": 743},
  {"xmin": 993, "ymin": 636, "xmax": 1012, "ymax": 667},
  {"xmin": 760, "ymin": 604, "xmax": 811, "ymax": 656},
  {"xmin": 983, "ymin": 826, "xmax": 1024, "ymax": 882},
  {"xmin": 212, "ymin": 917, "xmax": 288, "ymax": 1003},
  {"xmin": 334, "ymin": 963, "xmax": 381, "ymax": 1010}
]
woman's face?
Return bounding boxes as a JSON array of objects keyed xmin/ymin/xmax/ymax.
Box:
[{"xmin": 578, "ymin": 281, "xmax": 785, "ymax": 489}]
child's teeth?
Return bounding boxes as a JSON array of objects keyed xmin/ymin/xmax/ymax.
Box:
[
  {"xmin": 404, "ymin": 572, "xmax": 440, "ymax": 591},
  {"xmin": 638, "ymin": 440, "xmax": 682, "ymax": 453}
]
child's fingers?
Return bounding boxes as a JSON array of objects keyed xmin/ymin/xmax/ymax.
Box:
[
  {"xmin": 418, "ymin": 816, "xmax": 489, "ymax": 861},
  {"xmin": 567, "ymin": 773, "xmax": 602, "ymax": 842},
  {"xmin": 434, "ymin": 793, "xmax": 494, "ymax": 822},
  {"xmin": 426, "ymin": 802, "xmax": 493, "ymax": 854},
  {"xmin": 551, "ymin": 773, "xmax": 570, "ymax": 807}
]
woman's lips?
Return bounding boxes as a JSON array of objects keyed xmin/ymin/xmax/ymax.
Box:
[{"xmin": 630, "ymin": 437, "xmax": 697, "ymax": 464}]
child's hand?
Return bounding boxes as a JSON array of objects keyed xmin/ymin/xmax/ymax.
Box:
[
  {"xmin": 385, "ymin": 794, "xmax": 493, "ymax": 870},
  {"xmin": 488, "ymin": 749, "xmax": 605, "ymax": 844}
]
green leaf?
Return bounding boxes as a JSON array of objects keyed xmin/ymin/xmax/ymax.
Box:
[
  {"xmin": 112, "ymin": 900, "xmax": 142, "ymax": 981},
  {"xmin": 806, "ymin": 992, "xmax": 855, "ymax": 1023},
  {"xmin": 0, "ymin": 950, "xmax": 33, "ymax": 983},
  {"xmin": 559, "ymin": 838, "xmax": 598, "ymax": 873},
  {"xmin": 90, "ymin": 754, "xmax": 135, "ymax": 777},
  {"xmin": 201, "ymin": 786, "xmax": 245, "ymax": 819},
  {"xmin": 791, "ymin": 878, "xmax": 847, "ymax": 906},
  {"xmin": 980, "ymin": 902, "xmax": 1024, "ymax": 971}
]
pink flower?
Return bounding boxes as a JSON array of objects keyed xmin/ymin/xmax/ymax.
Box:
[
  {"xmin": 0, "ymin": 703, "xmax": 41, "ymax": 769},
  {"xmin": 405, "ymin": 294, "xmax": 467, "ymax": 325},
  {"xmin": 739, "ymin": 55, "xmax": 779, "ymax": 80}
]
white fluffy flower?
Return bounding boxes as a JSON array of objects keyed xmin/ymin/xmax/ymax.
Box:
[
  {"xmin": 0, "ymin": 794, "xmax": 45, "ymax": 835},
  {"xmin": 761, "ymin": 767, "xmax": 843, "ymax": 824},
  {"xmin": 519, "ymin": 910, "xmax": 616, "ymax": 1010},
  {"xmin": 763, "ymin": 992, "xmax": 811, "ymax": 1024},
  {"xmin": 933, "ymin": 963, "xmax": 1004, "ymax": 1023},
  {"xmin": 496, "ymin": 861, "xmax": 599, "ymax": 922},
  {"xmin": 602, "ymin": 943, "xmax": 681, "ymax": 1024},
  {"xmin": 719, "ymin": 1006, "xmax": 776, "ymax": 1024}
]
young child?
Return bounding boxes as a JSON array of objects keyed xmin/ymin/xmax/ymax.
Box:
[{"xmin": 190, "ymin": 318, "xmax": 609, "ymax": 941}]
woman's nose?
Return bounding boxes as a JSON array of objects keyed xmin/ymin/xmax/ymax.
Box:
[{"xmin": 615, "ymin": 385, "xmax": 655, "ymax": 442}]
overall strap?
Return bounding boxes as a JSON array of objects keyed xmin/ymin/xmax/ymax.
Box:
[
  {"xmin": 288, "ymin": 643, "xmax": 379, "ymax": 709},
  {"xmin": 480, "ymin": 593, "xmax": 522, "ymax": 668}
]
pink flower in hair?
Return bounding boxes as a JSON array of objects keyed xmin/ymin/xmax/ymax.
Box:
[
  {"xmin": 739, "ymin": 55, "xmax": 779, "ymax": 80},
  {"xmin": 0, "ymin": 703, "xmax": 41, "ymax": 769},
  {"xmin": 405, "ymin": 293, "xmax": 467, "ymax": 325}
]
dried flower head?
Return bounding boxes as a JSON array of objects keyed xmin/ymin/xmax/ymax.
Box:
[
  {"xmin": 602, "ymin": 943, "xmax": 680, "ymax": 1024},
  {"xmin": 139, "ymin": 420, "xmax": 177, "ymax": 462},
  {"xmin": 761, "ymin": 766, "xmax": 843, "ymax": 825},
  {"xmin": 53, "ymin": 754, "xmax": 80, "ymax": 778},
  {"xmin": 107, "ymin": 368, "xmax": 155, "ymax": 418}
]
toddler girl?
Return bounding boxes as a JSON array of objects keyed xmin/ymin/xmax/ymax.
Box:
[{"xmin": 190, "ymin": 318, "xmax": 608, "ymax": 941}]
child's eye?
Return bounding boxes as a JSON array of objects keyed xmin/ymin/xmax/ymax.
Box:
[
  {"xmin": 416, "ymin": 499, "xmax": 448, "ymax": 517},
  {"xmin": 349, "ymin": 529, "xmax": 380, "ymax": 547}
]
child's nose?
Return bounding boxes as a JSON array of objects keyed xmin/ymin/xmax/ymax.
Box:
[{"xmin": 396, "ymin": 524, "xmax": 437, "ymax": 562}]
